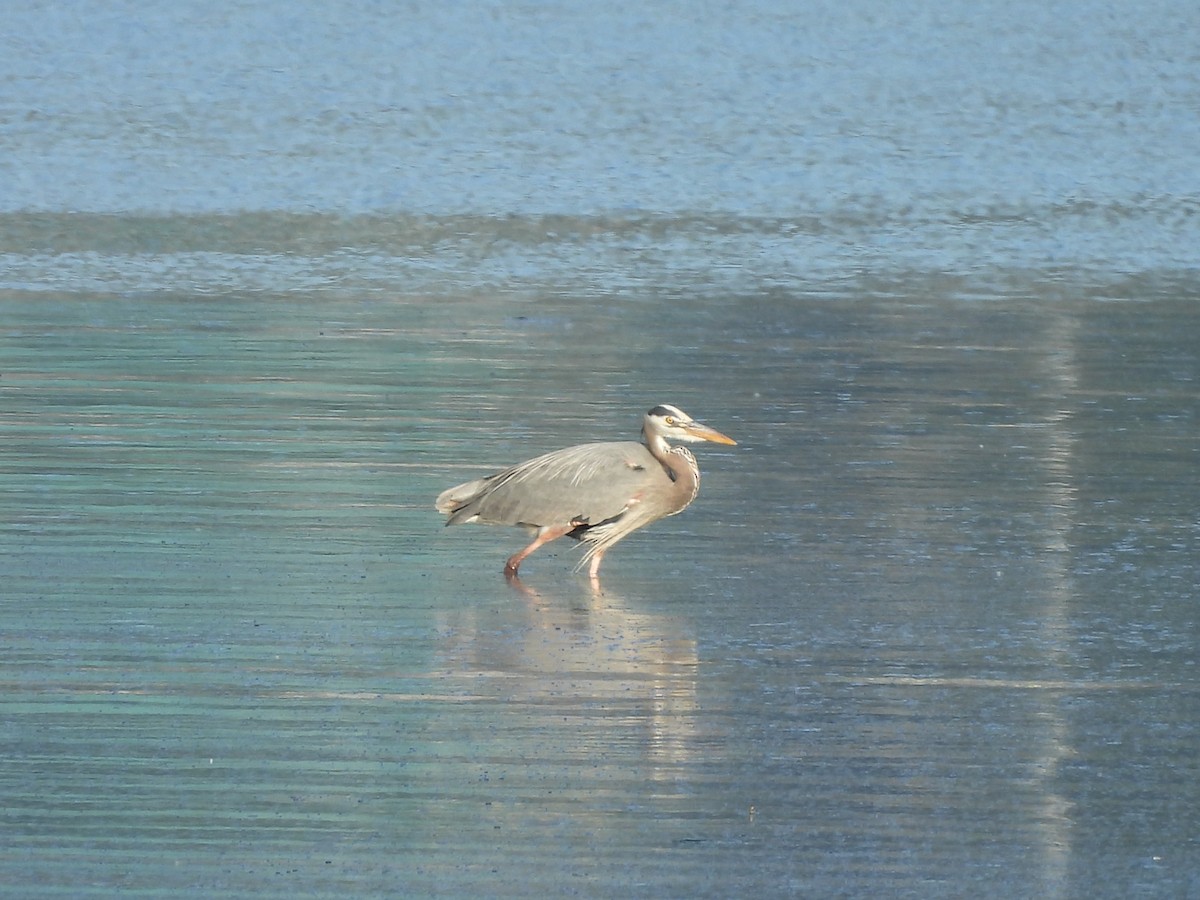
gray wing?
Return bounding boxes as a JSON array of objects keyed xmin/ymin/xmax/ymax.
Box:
[{"xmin": 437, "ymin": 441, "xmax": 664, "ymax": 528}]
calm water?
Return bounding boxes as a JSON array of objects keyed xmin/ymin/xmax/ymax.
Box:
[{"xmin": 3, "ymin": 1, "xmax": 1199, "ymax": 897}]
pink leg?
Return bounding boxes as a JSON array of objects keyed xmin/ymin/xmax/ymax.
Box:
[
  {"xmin": 504, "ymin": 524, "xmax": 573, "ymax": 577},
  {"xmin": 587, "ymin": 549, "xmax": 606, "ymax": 581}
]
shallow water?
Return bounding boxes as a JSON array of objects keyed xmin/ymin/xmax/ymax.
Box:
[
  {"xmin": 5, "ymin": 271, "xmax": 1197, "ymax": 897},
  {"xmin": 3, "ymin": 1, "xmax": 1200, "ymax": 897}
]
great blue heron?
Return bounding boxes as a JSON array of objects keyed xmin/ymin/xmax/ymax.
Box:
[{"xmin": 436, "ymin": 404, "xmax": 737, "ymax": 580}]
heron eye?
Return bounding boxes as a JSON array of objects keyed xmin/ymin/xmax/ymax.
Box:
[{"xmin": 664, "ymin": 416, "xmax": 675, "ymax": 425}]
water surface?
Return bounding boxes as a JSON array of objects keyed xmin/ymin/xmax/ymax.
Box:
[{"xmin": 2, "ymin": 1, "xmax": 1199, "ymax": 897}]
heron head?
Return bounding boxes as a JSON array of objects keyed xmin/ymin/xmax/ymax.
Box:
[{"xmin": 643, "ymin": 404, "xmax": 737, "ymax": 445}]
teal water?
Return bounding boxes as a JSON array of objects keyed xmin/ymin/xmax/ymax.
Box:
[
  {"xmin": 3, "ymin": 0, "xmax": 1199, "ymax": 896},
  {"xmin": 4, "ymin": 269, "xmax": 1197, "ymax": 896}
]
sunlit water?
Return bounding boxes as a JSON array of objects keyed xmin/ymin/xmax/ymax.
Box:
[{"xmin": 3, "ymin": 1, "xmax": 1199, "ymax": 897}]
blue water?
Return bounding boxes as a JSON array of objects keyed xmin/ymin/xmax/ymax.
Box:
[
  {"xmin": 3, "ymin": 2, "xmax": 1198, "ymax": 897},
  {"xmin": 3, "ymin": 0, "xmax": 1199, "ymax": 275}
]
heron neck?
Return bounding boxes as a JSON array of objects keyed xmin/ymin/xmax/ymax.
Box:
[{"xmin": 645, "ymin": 433, "xmax": 700, "ymax": 509}]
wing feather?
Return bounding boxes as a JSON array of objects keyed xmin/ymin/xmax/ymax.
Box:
[{"xmin": 439, "ymin": 441, "xmax": 663, "ymax": 528}]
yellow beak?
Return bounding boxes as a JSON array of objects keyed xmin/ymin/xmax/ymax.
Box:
[{"xmin": 685, "ymin": 421, "xmax": 738, "ymax": 445}]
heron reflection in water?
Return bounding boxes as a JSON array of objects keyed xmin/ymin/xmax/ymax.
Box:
[{"xmin": 436, "ymin": 405, "xmax": 737, "ymax": 581}]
